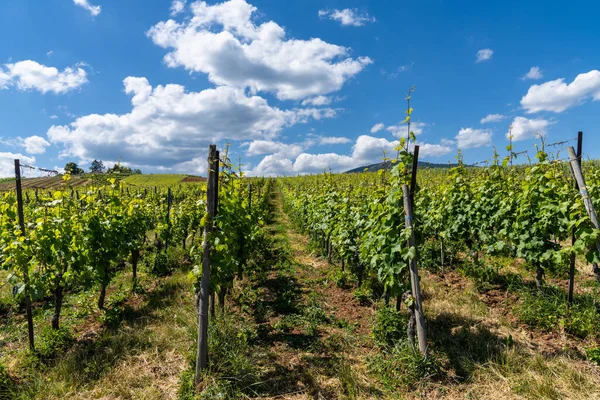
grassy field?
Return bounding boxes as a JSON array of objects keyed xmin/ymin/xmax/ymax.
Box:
[
  {"xmin": 0, "ymin": 174, "xmax": 205, "ymax": 191},
  {"xmin": 121, "ymin": 174, "xmax": 191, "ymax": 187}
]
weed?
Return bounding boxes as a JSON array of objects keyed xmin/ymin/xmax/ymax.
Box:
[
  {"xmin": 145, "ymin": 252, "xmax": 172, "ymax": 276},
  {"xmin": 459, "ymin": 260, "xmax": 500, "ymax": 289},
  {"xmin": 586, "ymin": 347, "xmax": 600, "ymax": 365},
  {"xmin": 516, "ymin": 287, "xmax": 600, "ymax": 338},
  {"xmin": 336, "ymin": 356, "xmax": 358, "ymax": 399},
  {"xmin": 179, "ymin": 312, "xmax": 259, "ymax": 399},
  {"xmin": 353, "ymin": 286, "xmax": 372, "ymax": 306},
  {"xmin": 36, "ymin": 326, "xmax": 75, "ymax": 363},
  {"xmin": 368, "ymin": 341, "xmax": 439, "ymax": 390},
  {"xmin": 372, "ymin": 306, "xmax": 407, "ymax": 348},
  {"xmin": 0, "ymin": 362, "xmax": 15, "ymax": 400}
]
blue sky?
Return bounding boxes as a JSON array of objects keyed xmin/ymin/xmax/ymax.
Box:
[{"xmin": 1, "ymin": 0, "xmax": 599, "ymax": 177}]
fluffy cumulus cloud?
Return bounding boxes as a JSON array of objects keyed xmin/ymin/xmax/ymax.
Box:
[
  {"xmin": 480, "ymin": 113, "xmax": 506, "ymax": 124},
  {"xmin": 318, "ymin": 8, "xmax": 375, "ymax": 27},
  {"xmin": 521, "ymin": 70, "xmax": 600, "ymax": 113},
  {"xmin": 0, "ymin": 152, "xmax": 36, "ymax": 178},
  {"xmin": 246, "ymin": 140, "xmax": 303, "ymax": 158},
  {"xmin": 72, "ymin": 0, "xmax": 101, "ymax": 16},
  {"xmin": 522, "ymin": 66, "xmax": 543, "ymax": 80},
  {"xmin": 23, "ymin": 136, "xmax": 51, "ymax": 154},
  {"xmin": 507, "ymin": 116, "xmax": 554, "ymax": 141},
  {"xmin": 47, "ymin": 77, "xmax": 335, "ymax": 174},
  {"xmin": 252, "ymin": 154, "xmax": 294, "ymax": 176},
  {"xmin": 170, "ymin": 0, "xmax": 186, "ymax": 15},
  {"xmin": 476, "ymin": 48, "xmax": 493, "ymax": 63},
  {"xmin": 292, "ymin": 153, "xmax": 355, "ymax": 174},
  {"xmin": 414, "ymin": 142, "xmax": 454, "ymax": 157},
  {"xmin": 455, "ymin": 128, "xmax": 492, "ymax": 149},
  {"xmin": 147, "ymin": 0, "xmax": 372, "ymax": 100},
  {"xmin": 251, "ymin": 134, "xmax": 453, "ymax": 176},
  {"xmin": 370, "ymin": 122, "xmax": 384, "ymax": 133},
  {"xmin": 0, "ymin": 60, "xmax": 87, "ymax": 94}
]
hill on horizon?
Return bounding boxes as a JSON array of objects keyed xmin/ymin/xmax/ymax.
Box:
[{"xmin": 345, "ymin": 160, "xmax": 459, "ymax": 173}]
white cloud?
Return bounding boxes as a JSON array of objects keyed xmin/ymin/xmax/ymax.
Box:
[
  {"xmin": 170, "ymin": 0, "xmax": 186, "ymax": 15},
  {"xmin": 386, "ymin": 121, "xmax": 426, "ymax": 137},
  {"xmin": 0, "ymin": 153, "xmax": 36, "ymax": 178},
  {"xmin": 413, "ymin": 142, "xmax": 454, "ymax": 157},
  {"xmin": 0, "ymin": 60, "xmax": 87, "ymax": 94},
  {"xmin": 480, "ymin": 113, "xmax": 506, "ymax": 124},
  {"xmin": 47, "ymin": 77, "xmax": 334, "ymax": 172},
  {"xmin": 23, "ymin": 136, "xmax": 51, "ymax": 154},
  {"xmin": 301, "ymin": 96, "xmax": 332, "ymax": 106},
  {"xmin": 522, "ymin": 66, "xmax": 543, "ymax": 80},
  {"xmin": 253, "ymin": 154, "xmax": 294, "ymax": 176},
  {"xmin": 351, "ymin": 135, "xmax": 398, "ymax": 162},
  {"xmin": 475, "ymin": 48, "xmax": 493, "ymax": 63},
  {"xmin": 507, "ymin": 116, "xmax": 554, "ymax": 141},
  {"xmin": 293, "ymin": 153, "xmax": 355, "ymax": 174},
  {"xmin": 148, "ymin": 0, "xmax": 372, "ymax": 100},
  {"xmin": 521, "ymin": 70, "xmax": 600, "ymax": 113},
  {"xmin": 319, "ymin": 136, "xmax": 351, "ymax": 145},
  {"xmin": 46, "ymin": 50, "xmax": 54, "ymax": 58},
  {"xmin": 73, "ymin": 0, "xmax": 101, "ymax": 16},
  {"xmin": 318, "ymin": 8, "xmax": 375, "ymax": 27},
  {"xmin": 455, "ymin": 128, "xmax": 492, "ymax": 149},
  {"xmin": 50, "ymin": 115, "xmax": 59, "ymax": 119},
  {"xmin": 246, "ymin": 140, "xmax": 303, "ymax": 158},
  {"xmin": 370, "ymin": 122, "xmax": 384, "ymax": 133},
  {"xmin": 251, "ymin": 134, "xmax": 453, "ymax": 176}
]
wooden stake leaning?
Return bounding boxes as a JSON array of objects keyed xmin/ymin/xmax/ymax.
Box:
[
  {"xmin": 568, "ymin": 132, "xmax": 582, "ymax": 303},
  {"xmin": 195, "ymin": 145, "xmax": 219, "ymax": 384},
  {"xmin": 14, "ymin": 159, "xmax": 35, "ymax": 352},
  {"xmin": 568, "ymin": 145, "xmax": 600, "ymax": 283},
  {"xmin": 402, "ymin": 184, "xmax": 427, "ymax": 357}
]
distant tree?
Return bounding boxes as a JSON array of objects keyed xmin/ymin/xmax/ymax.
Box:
[
  {"xmin": 64, "ymin": 162, "xmax": 84, "ymax": 175},
  {"xmin": 90, "ymin": 160, "xmax": 105, "ymax": 174},
  {"xmin": 133, "ymin": 169, "xmax": 142, "ymax": 175},
  {"xmin": 107, "ymin": 164, "xmax": 133, "ymax": 174}
]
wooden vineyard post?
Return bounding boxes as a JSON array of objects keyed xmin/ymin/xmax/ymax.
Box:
[
  {"xmin": 195, "ymin": 145, "xmax": 219, "ymax": 384},
  {"xmin": 209, "ymin": 151, "xmax": 220, "ymax": 318},
  {"xmin": 397, "ymin": 146, "xmax": 420, "ymax": 311},
  {"xmin": 165, "ymin": 188, "xmax": 172, "ymax": 252},
  {"xmin": 402, "ymin": 184, "xmax": 427, "ymax": 357},
  {"xmin": 568, "ymin": 133, "xmax": 583, "ymax": 303},
  {"xmin": 14, "ymin": 160, "xmax": 35, "ymax": 352},
  {"xmin": 568, "ymin": 145, "xmax": 600, "ymax": 282},
  {"xmin": 248, "ymin": 183, "xmax": 252, "ymax": 216}
]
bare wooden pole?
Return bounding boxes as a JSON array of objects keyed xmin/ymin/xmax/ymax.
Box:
[
  {"xmin": 568, "ymin": 132, "xmax": 582, "ymax": 303},
  {"xmin": 248, "ymin": 183, "xmax": 252, "ymax": 216},
  {"xmin": 165, "ymin": 187, "xmax": 172, "ymax": 252},
  {"xmin": 568, "ymin": 145, "xmax": 600, "ymax": 282},
  {"xmin": 398, "ymin": 145, "xmax": 420, "ymax": 311},
  {"xmin": 409, "ymin": 145, "xmax": 420, "ymax": 204},
  {"xmin": 195, "ymin": 145, "xmax": 218, "ymax": 384},
  {"xmin": 14, "ymin": 160, "xmax": 35, "ymax": 352},
  {"xmin": 402, "ymin": 184, "xmax": 427, "ymax": 357}
]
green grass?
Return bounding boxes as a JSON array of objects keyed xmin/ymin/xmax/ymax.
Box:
[{"xmin": 121, "ymin": 174, "xmax": 195, "ymax": 187}]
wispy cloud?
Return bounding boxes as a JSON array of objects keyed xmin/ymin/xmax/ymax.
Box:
[
  {"xmin": 475, "ymin": 48, "xmax": 493, "ymax": 63},
  {"xmin": 73, "ymin": 0, "xmax": 101, "ymax": 16},
  {"xmin": 318, "ymin": 8, "xmax": 375, "ymax": 27}
]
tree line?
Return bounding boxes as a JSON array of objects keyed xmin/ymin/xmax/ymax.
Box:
[{"xmin": 64, "ymin": 159, "xmax": 142, "ymax": 175}]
